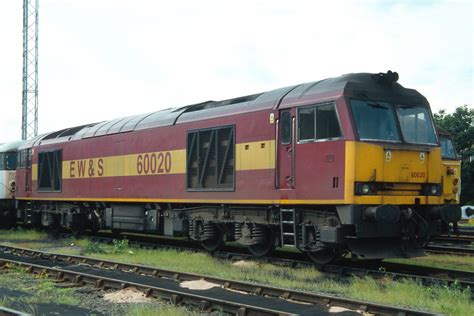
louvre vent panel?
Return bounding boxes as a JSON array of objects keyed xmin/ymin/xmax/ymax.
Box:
[{"xmin": 186, "ymin": 125, "xmax": 235, "ymax": 191}]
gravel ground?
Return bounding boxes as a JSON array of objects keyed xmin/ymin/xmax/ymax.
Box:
[{"xmin": 0, "ymin": 270, "xmax": 166, "ymax": 315}]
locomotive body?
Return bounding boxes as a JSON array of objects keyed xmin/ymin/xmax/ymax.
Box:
[
  {"xmin": 0, "ymin": 141, "xmax": 22, "ymax": 226},
  {"xmin": 14, "ymin": 72, "xmax": 461, "ymax": 262}
]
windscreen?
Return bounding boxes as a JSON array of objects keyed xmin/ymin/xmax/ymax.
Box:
[
  {"xmin": 351, "ymin": 99, "xmax": 438, "ymax": 145},
  {"xmin": 440, "ymin": 136, "xmax": 457, "ymax": 159},
  {"xmin": 0, "ymin": 152, "xmax": 18, "ymax": 170},
  {"xmin": 351, "ymin": 100, "xmax": 401, "ymax": 142},
  {"xmin": 397, "ymin": 106, "xmax": 437, "ymax": 144}
]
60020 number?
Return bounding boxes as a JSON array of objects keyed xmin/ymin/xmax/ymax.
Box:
[{"xmin": 137, "ymin": 152, "xmax": 172, "ymax": 175}]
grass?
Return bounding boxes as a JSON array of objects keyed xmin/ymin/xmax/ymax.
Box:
[
  {"xmin": 127, "ymin": 304, "xmax": 203, "ymax": 316},
  {"xmin": 388, "ymin": 253, "xmax": 474, "ymax": 271},
  {"xmin": 1, "ymin": 229, "xmax": 473, "ymax": 316},
  {"xmin": 0, "ymin": 268, "xmax": 80, "ymax": 307},
  {"xmin": 0, "ymin": 228, "xmax": 46, "ymax": 241}
]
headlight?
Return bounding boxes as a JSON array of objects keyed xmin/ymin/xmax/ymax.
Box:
[
  {"xmin": 422, "ymin": 184, "xmax": 441, "ymax": 196},
  {"xmin": 355, "ymin": 182, "xmax": 376, "ymax": 195},
  {"xmin": 361, "ymin": 184, "xmax": 370, "ymax": 194}
]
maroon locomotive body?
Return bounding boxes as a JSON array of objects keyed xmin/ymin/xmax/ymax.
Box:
[{"xmin": 14, "ymin": 72, "xmax": 461, "ymax": 263}]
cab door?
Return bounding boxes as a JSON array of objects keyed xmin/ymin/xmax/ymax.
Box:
[
  {"xmin": 25, "ymin": 149, "xmax": 32, "ymax": 194},
  {"xmin": 277, "ymin": 110, "xmax": 295, "ymax": 190},
  {"xmin": 113, "ymin": 141, "xmax": 125, "ymax": 197}
]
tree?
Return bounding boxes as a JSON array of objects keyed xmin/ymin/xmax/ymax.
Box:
[{"xmin": 434, "ymin": 105, "xmax": 474, "ymax": 204}]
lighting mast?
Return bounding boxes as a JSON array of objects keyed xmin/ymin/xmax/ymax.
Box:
[{"xmin": 21, "ymin": 0, "xmax": 39, "ymax": 140}]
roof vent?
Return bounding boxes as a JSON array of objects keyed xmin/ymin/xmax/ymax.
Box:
[{"xmin": 372, "ymin": 70, "xmax": 399, "ymax": 86}]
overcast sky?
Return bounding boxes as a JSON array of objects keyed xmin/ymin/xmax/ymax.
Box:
[{"xmin": 0, "ymin": 0, "xmax": 472, "ymax": 142}]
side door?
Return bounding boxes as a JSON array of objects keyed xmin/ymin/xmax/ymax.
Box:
[{"xmin": 277, "ymin": 110, "xmax": 295, "ymax": 190}]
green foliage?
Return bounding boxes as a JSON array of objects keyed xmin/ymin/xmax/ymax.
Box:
[
  {"xmin": 389, "ymin": 253, "xmax": 474, "ymax": 273},
  {"xmin": 84, "ymin": 241, "xmax": 106, "ymax": 254},
  {"xmin": 112, "ymin": 239, "xmax": 129, "ymax": 253},
  {"xmin": 345, "ymin": 277, "xmax": 473, "ymax": 316},
  {"xmin": 0, "ymin": 228, "xmax": 46, "ymax": 241},
  {"xmin": 0, "ymin": 271, "xmax": 79, "ymax": 306},
  {"xmin": 127, "ymin": 304, "xmax": 202, "ymax": 316},
  {"xmin": 434, "ymin": 105, "xmax": 474, "ymax": 154},
  {"xmin": 434, "ymin": 105, "xmax": 474, "ymax": 204}
]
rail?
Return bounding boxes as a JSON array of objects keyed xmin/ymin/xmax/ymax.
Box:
[{"xmin": 0, "ymin": 245, "xmax": 437, "ymax": 315}]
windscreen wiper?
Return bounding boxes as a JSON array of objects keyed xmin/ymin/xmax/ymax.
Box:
[
  {"xmin": 357, "ymin": 93, "xmax": 388, "ymax": 109},
  {"xmin": 367, "ymin": 102, "xmax": 388, "ymax": 109}
]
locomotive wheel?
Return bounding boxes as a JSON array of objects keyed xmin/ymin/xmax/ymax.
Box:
[
  {"xmin": 71, "ymin": 227, "xmax": 85, "ymax": 238},
  {"xmin": 199, "ymin": 222, "xmax": 224, "ymax": 252},
  {"xmin": 200, "ymin": 234, "xmax": 224, "ymax": 252},
  {"xmin": 248, "ymin": 228, "xmax": 275, "ymax": 257},
  {"xmin": 306, "ymin": 247, "xmax": 339, "ymax": 265}
]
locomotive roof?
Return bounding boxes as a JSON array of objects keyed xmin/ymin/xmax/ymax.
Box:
[
  {"xmin": 436, "ymin": 126, "xmax": 453, "ymax": 136},
  {"xmin": 25, "ymin": 71, "xmax": 427, "ymax": 147},
  {"xmin": 0, "ymin": 141, "xmax": 24, "ymax": 153}
]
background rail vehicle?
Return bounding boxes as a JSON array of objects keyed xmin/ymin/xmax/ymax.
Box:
[
  {"xmin": 0, "ymin": 141, "xmax": 23, "ymax": 227},
  {"xmin": 436, "ymin": 128, "xmax": 463, "ymax": 219},
  {"xmin": 11, "ymin": 71, "xmax": 462, "ymax": 264}
]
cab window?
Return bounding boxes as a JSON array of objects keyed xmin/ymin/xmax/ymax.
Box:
[
  {"xmin": 440, "ymin": 136, "xmax": 457, "ymax": 159},
  {"xmin": 280, "ymin": 111, "xmax": 292, "ymax": 145},
  {"xmin": 5, "ymin": 153, "xmax": 17, "ymax": 170},
  {"xmin": 298, "ymin": 102, "xmax": 341, "ymax": 141},
  {"xmin": 0, "ymin": 152, "xmax": 17, "ymax": 170}
]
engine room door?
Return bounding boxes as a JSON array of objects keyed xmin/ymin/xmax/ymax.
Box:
[{"xmin": 277, "ymin": 110, "xmax": 295, "ymax": 190}]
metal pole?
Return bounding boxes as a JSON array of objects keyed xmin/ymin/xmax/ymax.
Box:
[{"xmin": 21, "ymin": 0, "xmax": 39, "ymax": 140}]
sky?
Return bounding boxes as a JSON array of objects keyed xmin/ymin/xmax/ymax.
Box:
[{"xmin": 0, "ymin": 0, "xmax": 472, "ymax": 142}]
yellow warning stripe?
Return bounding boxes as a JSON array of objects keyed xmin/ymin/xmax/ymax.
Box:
[{"xmin": 31, "ymin": 140, "xmax": 276, "ymax": 181}]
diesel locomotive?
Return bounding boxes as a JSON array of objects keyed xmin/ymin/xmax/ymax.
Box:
[
  {"xmin": 12, "ymin": 71, "xmax": 462, "ymax": 263},
  {"xmin": 0, "ymin": 141, "xmax": 22, "ymax": 226}
]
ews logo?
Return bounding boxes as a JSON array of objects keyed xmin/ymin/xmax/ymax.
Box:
[{"xmin": 69, "ymin": 159, "xmax": 104, "ymax": 178}]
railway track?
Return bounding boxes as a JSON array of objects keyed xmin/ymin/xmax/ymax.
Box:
[
  {"xmin": 0, "ymin": 245, "xmax": 435, "ymax": 316},
  {"xmin": 425, "ymin": 243, "xmax": 474, "ymax": 256},
  {"xmin": 0, "ymin": 307, "xmax": 30, "ymax": 316},
  {"xmin": 62, "ymin": 232, "xmax": 474, "ymax": 293},
  {"xmin": 97, "ymin": 234, "xmax": 474, "ymax": 288},
  {"xmin": 458, "ymin": 226, "xmax": 474, "ymax": 235},
  {"xmin": 432, "ymin": 234, "xmax": 474, "ymax": 244}
]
